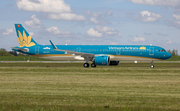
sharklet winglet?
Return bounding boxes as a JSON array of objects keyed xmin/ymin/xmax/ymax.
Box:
[{"xmin": 49, "ymin": 40, "xmax": 58, "ymax": 49}]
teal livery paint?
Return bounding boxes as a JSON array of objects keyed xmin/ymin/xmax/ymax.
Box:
[
  {"xmin": 11, "ymin": 24, "xmax": 172, "ymax": 68},
  {"xmin": 15, "ymin": 45, "xmax": 170, "ymax": 60}
]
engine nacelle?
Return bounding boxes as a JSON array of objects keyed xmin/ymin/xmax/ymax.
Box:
[
  {"xmin": 109, "ymin": 61, "xmax": 120, "ymax": 66},
  {"xmin": 94, "ymin": 56, "xmax": 110, "ymax": 65}
]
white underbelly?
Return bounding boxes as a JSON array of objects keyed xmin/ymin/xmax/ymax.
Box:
[{"xmin": 110, "ymin": 55, "xmax": 160, "ymax": 61}]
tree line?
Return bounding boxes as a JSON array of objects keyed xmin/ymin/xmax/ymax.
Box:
[
  {"xmin": 0, "ymin": 48, "xmax": 179, "ymax": 56},
  {"xmin": 166, "ymin": 49, "xmax": 178, "ymax": 56},
  {"xmin": 0, "ymin": 48, "xmax": 20, "ymax": 56}
]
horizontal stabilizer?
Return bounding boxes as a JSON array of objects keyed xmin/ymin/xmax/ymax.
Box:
[{"xmin": 10, "ymin": 47, "xmax": 28, "ymax": 52}]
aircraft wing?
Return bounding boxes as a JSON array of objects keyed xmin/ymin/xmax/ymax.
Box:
[{"xmin": 49, "ymin": 40, "xmax": 95, "ymax": 58}]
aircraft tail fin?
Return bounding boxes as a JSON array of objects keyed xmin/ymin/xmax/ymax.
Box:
[{"xmin": 15, "ymin": 24, "xmax": 38, "ymax": 47}]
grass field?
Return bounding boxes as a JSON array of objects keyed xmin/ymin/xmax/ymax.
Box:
[
  {"xmin": 166, "ymin": 56, "xmax": 180, "ymax": 61},
  {"xmin": 0, "ymin": 62, "xmax": 180, "ymax": 111}
]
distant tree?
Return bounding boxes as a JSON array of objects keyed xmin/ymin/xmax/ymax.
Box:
[
  {"xmin": 0, "ymin": 48, "xmax": 12, "ymax": 56},
  {"xmin": 0, "ymin": 48, "xmax": 28, "ymax": 56},
  {"xmin": 167, "ymin": 49, "xmax": 178, "ymax": 56},
  {"xmin": 9, "ymin": 51, "xmax": 18, "ymax": 56},
  {"xmin": 18, "ymin": 52, "xmax": 27, "ymax": 56}
]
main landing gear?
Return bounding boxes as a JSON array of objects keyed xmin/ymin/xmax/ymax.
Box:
[
  {"xmin": 91, "ymin": 63, "xmax": 96, "ymax": 68},
  {"xmin": 83, "ymin": 63, "xmax": 89, "ymax": 68},
  {"xmin": 83, "ymin": 63, "xmax": 96, "ymax": 68},
  {"xmin": 151, "ymin": 61, "xmax": 154, "ymax": 68}
]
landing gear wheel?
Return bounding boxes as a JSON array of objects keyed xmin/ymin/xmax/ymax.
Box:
[
  {"xmin": 151, "ymin": 65, "xmax": 154, "ymax": 68},
  {"xmin": 150, "ymin": 61, "xmax": 154, "ymax": 68},
  {"xmin": 83, "ymin": 63, "xmax": 89, "ymax": 68},
  {"xmin": 91, "ymin": 63, "xmax": 96, "ymax": 68}
]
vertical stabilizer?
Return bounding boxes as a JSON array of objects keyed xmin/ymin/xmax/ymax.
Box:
[{"xmin": 15, "ymin": 24, "xmax": 38, "ymax": 47}]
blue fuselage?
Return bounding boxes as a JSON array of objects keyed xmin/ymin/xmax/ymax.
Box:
[{"xmin": 13, "ymin": 45, "xmax": 172, "ymax": 61}]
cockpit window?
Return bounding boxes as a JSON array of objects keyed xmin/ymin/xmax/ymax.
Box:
[{"xmin": 159, "ymin": 49, "xmax": 166, "ymax": 52}]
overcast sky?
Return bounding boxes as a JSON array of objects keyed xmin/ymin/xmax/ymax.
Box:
[{"xmin": 0, "ymin": 0, "xmax": 180, "ymax": 53}]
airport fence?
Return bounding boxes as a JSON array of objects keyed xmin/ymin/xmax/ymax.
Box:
[{"xmin": 0, "ymin": 56, "xmax": 50, "ymax": 61}]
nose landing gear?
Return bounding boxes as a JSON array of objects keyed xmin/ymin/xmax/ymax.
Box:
[{"xmin": 151, "ymin": 61, "xmax": 154, "ymax": 68}]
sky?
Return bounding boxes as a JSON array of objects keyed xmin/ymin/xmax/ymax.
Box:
[{"xmin": 0, "ymin": 0, "xmax": 180, "ymax": 53}]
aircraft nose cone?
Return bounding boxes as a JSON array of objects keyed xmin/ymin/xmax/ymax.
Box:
[{"xmin": 167, "ymin": 52, "xmax": 172, "ymax": 59}]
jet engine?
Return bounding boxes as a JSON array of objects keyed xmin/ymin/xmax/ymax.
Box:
[{"xmin": 94, "ymin": 56, "xmax": 110, "ymax": 65}]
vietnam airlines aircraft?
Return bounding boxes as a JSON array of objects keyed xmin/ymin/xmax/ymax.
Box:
[{"xmin": 11, "ymin": 24, "xmax": 172, "ymax": 68}]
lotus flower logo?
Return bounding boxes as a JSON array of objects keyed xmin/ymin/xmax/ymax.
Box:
[
  {"xmin": 140, "ymin": 46, "xmax": 146, "ymax": 50},
  {"xmin": 18, "ymin": 30, "xmax": 36, "ymax": 47}
]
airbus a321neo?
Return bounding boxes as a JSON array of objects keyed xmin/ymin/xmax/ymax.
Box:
[{"xmin": 11, "ymin": 24, "xmax": 172, "ymax": 68}]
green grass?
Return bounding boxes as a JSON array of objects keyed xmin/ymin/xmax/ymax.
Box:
[
  {"xmin": 166, "ymin": 56, "xmax": 180, "ymax": 61},
  {"xmin": 0, "ymin": 63, "xmax": 180, "ymax": 111}
]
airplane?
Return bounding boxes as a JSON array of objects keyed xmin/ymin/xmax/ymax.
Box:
[{"xmin": 11, "ymin": 24, "xmax": 172, "ymax": 68}]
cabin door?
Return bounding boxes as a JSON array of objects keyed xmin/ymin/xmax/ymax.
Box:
[
  {"xmin": 35, "ymin": 46, "xmax": 40, "ymax": 55},
  {"xmin": 116, "ymin": 48, "xmax": 121, "ymax": 55},
  {"xmin": 76, "ymin": 47, "xmax": 81, "ymax": 52},
  {"xmin": 149, "ymin": 47, "xmax": 154, "ymax": 55}
]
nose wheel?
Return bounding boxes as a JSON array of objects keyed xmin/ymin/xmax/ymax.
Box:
[{"xmin": 151, "ymin": 65, "xmax": 154, "ymax": 68}]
